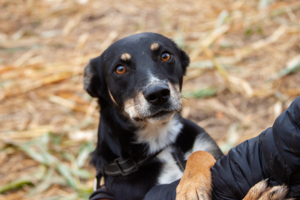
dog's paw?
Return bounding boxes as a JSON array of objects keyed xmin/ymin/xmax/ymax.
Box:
[
  {"xmin": 243, "ymin": 179, "xmax": 289, "ymax": 200},
  {"xmin": 258, "ymin": 185, "xmax": 288, "ymax": 200},
  {"xmin": 176, "ymin": 179, "xmax": 211, "ymax": 200},
  {"xmin": 243, "ymin": 179, "xmax": 269, "ymax": 200},
  {"xmin": 176, "ymin": 151, "xmax": 216, "ymax": 200}
]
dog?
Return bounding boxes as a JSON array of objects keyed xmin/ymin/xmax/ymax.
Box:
[
  {"xmin": 84, "ymin": 32, "xmax": 224, "ymax": 200},
  {"xmin": 85, "ymin": 32, "xmax": 291, "ymax": 200}
]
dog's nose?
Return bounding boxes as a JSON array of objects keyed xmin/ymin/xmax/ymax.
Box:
[{"xmin": 143, "ymin": 84, "xmax": 170, "ymax": 105}]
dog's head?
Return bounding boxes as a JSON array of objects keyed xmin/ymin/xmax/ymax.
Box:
[{"xmin": 84, "ymin": 32, "xmax": 189, "ymax": 124}]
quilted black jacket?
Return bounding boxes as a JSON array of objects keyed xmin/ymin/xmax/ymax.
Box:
[{"xmin": 145, "ymin": 95, "xmax": 300, "ymax": 199}]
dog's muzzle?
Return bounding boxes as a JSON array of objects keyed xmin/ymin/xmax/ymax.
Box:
[{"xmin": 124, "ymin": 82, "xmax": 182, "ymax": 123}]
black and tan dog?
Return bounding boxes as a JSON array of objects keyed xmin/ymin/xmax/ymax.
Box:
[
  {"xmin": 85, "ymin": 32, "xmax": 291, "ymax": 200},
  {"xmin": 84, "ymin": 32, "xmax": 223, "ymax": 200}
]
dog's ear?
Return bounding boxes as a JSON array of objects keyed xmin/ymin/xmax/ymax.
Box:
[
  {"xmin": 178, "ymin": 49, "xmax": 190, "ymax": 75},
  {"xmin": 84, "ymin": 57, "xmax": 102, "ymax": 97}
]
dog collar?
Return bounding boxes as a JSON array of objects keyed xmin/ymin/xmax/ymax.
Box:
[
  {"xmin": 93, "ymin": 149, "xmax": 164, "ymax": 191},
  {"xmin": 92, "ymin": 145, "xmax": 186, "ymax": 192}
]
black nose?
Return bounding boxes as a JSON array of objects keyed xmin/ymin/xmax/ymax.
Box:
[{"xmin": 143, "ymin": 84, "xmax": 170, "ymax": 105}]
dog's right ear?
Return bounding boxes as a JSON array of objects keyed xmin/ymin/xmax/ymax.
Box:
[
  {"xmin": 84, "ymin": 57, "xmax": 102, "ymax": 97},
  {"xmin": 179, "ymin": 49, "xmax": 190, "ymax": 75}
]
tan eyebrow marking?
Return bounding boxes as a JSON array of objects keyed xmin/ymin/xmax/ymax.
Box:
[
  {"xmin": 120, "ymin": 53, "xmax": 131, "ymax": 61},
  {"xmin": 150, "ymin": 43, "xmax": 159, "ymax": 51}
]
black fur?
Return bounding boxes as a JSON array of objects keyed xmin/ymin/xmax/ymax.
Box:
[{"xmin": 84, "ymin": 32, "xmax": 223, "ymax": 200}]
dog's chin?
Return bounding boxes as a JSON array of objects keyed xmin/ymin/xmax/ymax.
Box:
[{"xmin": 145, "ymin": 111, "xmax": 175, "ymax": 124}]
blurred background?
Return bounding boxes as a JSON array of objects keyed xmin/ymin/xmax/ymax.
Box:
[{"xmin": 0, "ymin": 0, "xmax": 299, "ymax": 199}]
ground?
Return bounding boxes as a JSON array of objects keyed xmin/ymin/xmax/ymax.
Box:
[{"xmin": 0, "ymin": 0, "xmax": 300, "ymax": 199}]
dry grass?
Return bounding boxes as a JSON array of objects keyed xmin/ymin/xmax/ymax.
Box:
[{"xmin": 0, "ymin": 0, "xmax": 300, "ymax": 199}]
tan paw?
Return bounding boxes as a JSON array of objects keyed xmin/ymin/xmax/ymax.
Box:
[
  {"xmin": 259, "ymin": 185, "xmax": 288, "ymax": 200},
  {"xmin": 243, "ymin": 179, "xmax": 289, "ymax": 200},
  {"xmin": 243, "ymin": 179, "xmax": 269, "ymax": 200},
  {"xmin": 176, "ymin": 179, "xmax": 211, "ymax": 200}
]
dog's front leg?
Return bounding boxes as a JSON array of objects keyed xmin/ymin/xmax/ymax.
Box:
[{"xmin": 176, "ymin": 151, "xmax": 216, "ymax": 200}]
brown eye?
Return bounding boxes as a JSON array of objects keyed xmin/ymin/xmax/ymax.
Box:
[
  {"xmin": 115, "ymin": 66, "xmax": 126, "ymax": 74},
  {"xmin": 161, "ymin": 52, "xmax": 171, "ymax": 62}
]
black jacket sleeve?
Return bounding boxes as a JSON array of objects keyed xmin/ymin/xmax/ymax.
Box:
[
  {"xmin": 145, "ymin": 95, "xmax": 300, "ymax": 200},
  {"xmin": 144, "ymin": 180, "xmax": 179, "ymax": 200}
]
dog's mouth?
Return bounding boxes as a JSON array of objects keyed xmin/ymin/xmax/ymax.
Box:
[
  {"xmin": 138, "ymin": 108, "xmax": 178, "ymax": 124},
  {"xmin": 148, "ymin": 110, "xmax": 173, "ymax": 119}
]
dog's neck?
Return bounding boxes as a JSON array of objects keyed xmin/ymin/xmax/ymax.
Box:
[{"xmin": 135, "ymin": 114, "xmax": 183, "ymax": 155}]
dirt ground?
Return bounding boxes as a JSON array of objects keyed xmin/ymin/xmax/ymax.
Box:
[{"xmin": 0, "ymin": 0, "xmax": 300, "ymax": 199}]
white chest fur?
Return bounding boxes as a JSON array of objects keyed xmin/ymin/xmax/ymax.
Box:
[
  {"xmin": 135, "ymin": 116, "xmax": 184, "ymax": 184},
  {"xmin": 156, "ymin": 146, "xmax": 184, "ymax": 184},
  {"xmin": 135, "ymin": 116, "xmax": 183, "ymax": 155}
]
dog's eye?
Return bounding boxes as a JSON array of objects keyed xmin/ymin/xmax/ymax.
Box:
[
  {"xmin": 161, "ymin": 52, "xmax": 171, "ymax": 62},
  {"xmin": 115, "ymin": 66, "xmax": 126, "ymax": 74}
]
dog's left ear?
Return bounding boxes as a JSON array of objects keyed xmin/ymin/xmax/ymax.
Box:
[
  {"xmin": 84, "ymin": 57, "xmax": 103, "ymax": 97},
  {"xmin": 178, "ymin": 49, "xmax": 190, "ymax": 75}
]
